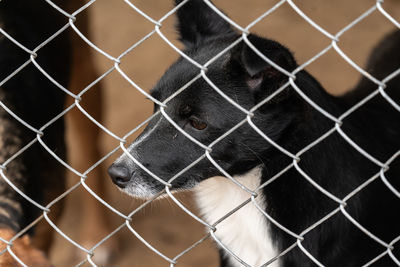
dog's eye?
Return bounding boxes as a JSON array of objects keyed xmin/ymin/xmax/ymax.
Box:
[{"xmin": 189, "ymin": 116, "xmax": 207, "ymax": 130}]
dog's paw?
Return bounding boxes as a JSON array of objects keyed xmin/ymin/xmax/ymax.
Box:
[
  {"xmin": 76, "ymin": 224, "xmax": 119, "ymax": 266},
  {"xmin": 76, "ymin": 241, "xmax": 117, "ymax": 266},
  {"xmin": 0, "ymin": 228, "xmax": 51, "ymax": 267}
]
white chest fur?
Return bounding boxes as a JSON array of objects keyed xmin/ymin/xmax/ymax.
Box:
[{"xmin": 194, "ymin": 167, "xmax": 280, "ymax": 267}]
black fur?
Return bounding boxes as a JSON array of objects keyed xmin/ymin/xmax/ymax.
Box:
[
  {"xmin": 109, "ymin": 0, "xmax": 400, "ymax": 266},
  {"xmin": 0, "ymin": 0, "xmax": 70, "ymax": 232}
]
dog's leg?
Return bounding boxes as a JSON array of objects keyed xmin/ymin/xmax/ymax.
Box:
[
  {"xmin": 65, "ymin": 2, "xmax": 116, "ymax": 264},
  {"xmin": 66, "ymin": 62, "xmax": 116, "ymax": 266},
  {"xmin": 0, "ymin": 128, "xmax": 55, "ymax": 267},
  {"xmin": 31, "ymin": 148, "xmax": 66, "ymax": 254},
  {"xmin": 0, "ymin": 95, "xmax": 64, "ymax": 265}
]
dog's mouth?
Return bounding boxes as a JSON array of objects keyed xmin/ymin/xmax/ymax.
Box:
[
  {"xmin": 108, "ymin": 165, "xmax": 160, "ymax": 198},
  {"xmin": 121, "ymin": 179, "xmax": 198, "ymax": 200},
  {"xmin": 118, "ymin": 177, "xmax": 163, "ymax": 200},
  {"xmin": 108, "ymin": 164, "xmax": 199, "ymax": 199}
]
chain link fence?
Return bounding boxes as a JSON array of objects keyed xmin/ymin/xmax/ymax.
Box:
[{"xmin": 0, "ymin": 0, "xmax": 400, "ymax": 266}]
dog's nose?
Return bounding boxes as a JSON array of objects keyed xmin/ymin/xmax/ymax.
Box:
[{"xmin": 108, "ymin": 165, "xmax": 131, "ymax": 188}]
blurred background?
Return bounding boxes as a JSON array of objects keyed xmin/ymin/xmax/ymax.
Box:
[{"xmin": 45, "ymin": 0, "xmax": 400, "ymax": 266}]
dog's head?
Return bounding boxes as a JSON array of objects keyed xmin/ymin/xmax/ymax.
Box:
[{"xmin": 108, "ymin": 0, "xmax": 301, "ymax": 198}]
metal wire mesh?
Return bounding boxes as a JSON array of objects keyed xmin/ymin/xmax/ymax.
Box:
[{"xmin": 0, "ymin": 0, "xmax": 399, "ymax": 266}]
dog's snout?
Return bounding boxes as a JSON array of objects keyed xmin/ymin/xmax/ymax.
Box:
[{"xmin": 108, "ymin": 165, "xmax": 132, "ymax": 188}]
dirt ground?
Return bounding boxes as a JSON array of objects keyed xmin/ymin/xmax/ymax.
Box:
[{"xmin": 47, "ymin": 0, "xmax": 400, "ymax": 266}]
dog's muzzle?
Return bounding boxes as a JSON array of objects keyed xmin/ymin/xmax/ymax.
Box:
[{"xmin": 108, "ymin": 164, "xmax": 132, "ymax": 188}]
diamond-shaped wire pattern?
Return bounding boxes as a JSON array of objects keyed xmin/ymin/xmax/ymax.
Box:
[{"xmin": 0, "ymin": 0, "xmax": 399, "ymax": 266}]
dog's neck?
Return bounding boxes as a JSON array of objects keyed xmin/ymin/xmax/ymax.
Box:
[{"xmin": 194, "ymin": 166, "xmax": 280, "ymax": 267}]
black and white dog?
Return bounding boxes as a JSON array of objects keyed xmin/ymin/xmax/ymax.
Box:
[{"xmin": 109, "ymin": 0, "xmax": 400, "ymax": 266}]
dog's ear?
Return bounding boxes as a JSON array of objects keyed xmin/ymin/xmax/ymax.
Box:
[
  {"xmin": 175, "ymin": 0, "xmax": 234, "ymax": 47},
  {"xmin": 235, "ymin": 35, "xmax": 297, "ymax": 101}
]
